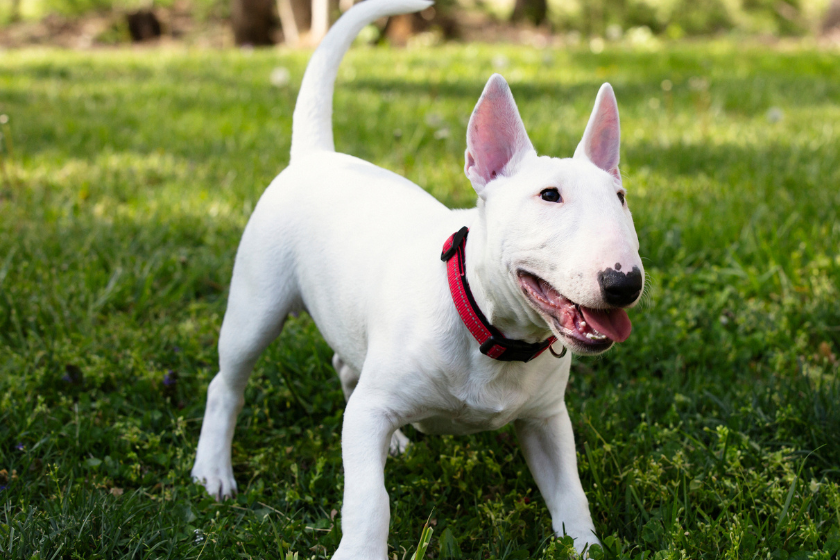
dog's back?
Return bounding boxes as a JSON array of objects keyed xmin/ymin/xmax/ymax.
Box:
[{"xmin": 240, "ymin": 150, "xmax": 466, "ymax": 371}]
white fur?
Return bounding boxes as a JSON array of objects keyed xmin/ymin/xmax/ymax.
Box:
[{"xmin": 191, "ymin": 0, "xmax": 644, "ymax": 556}]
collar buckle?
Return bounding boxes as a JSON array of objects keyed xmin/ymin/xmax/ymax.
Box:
[
  {"xmin": 441, "ymin": 226, "xmax": 469, "ymax": 262},
  {"xmin": 479, "ymin": 335, "xmax": 557, "ymax": 362}
]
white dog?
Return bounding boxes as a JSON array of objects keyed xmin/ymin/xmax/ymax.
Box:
[{"xmin": 191, "ymin": 0, "xmax": 644, "ymax": 556}]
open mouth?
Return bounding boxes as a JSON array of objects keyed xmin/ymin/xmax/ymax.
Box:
[{"xmin": 517, "ymin": 271, "xmax": 632, "ymax": 354}]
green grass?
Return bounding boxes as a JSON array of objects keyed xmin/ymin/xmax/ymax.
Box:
[{"xmin": 0, "ymin": 41, "xmax": 839, "ymax": 559}]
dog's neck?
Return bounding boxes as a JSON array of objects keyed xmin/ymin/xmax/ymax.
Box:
[{"xmin": 463, "ymin": 214, "xmax": 553, "ymax": 345}]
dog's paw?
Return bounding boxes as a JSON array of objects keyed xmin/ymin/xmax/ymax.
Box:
[
  {"xmin": 575, "ymin": 537, "xmax": 602, "ymax": 558},
  {"xmin": 556, "ymin": 526, "xmax": 600, "ymax": 557},
  {"xmin": 389, "ymin": 429, "xmax": 410, "ymax": 456},
  {"xmin": 191, "ymin": 462, "xmax": 238, "ymax": 501}
]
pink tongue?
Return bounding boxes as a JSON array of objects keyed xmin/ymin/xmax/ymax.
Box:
[{"xmin": 580, "ymin": 307, "xmax": 632, "ymax": 343}]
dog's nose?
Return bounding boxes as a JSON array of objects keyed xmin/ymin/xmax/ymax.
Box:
[{"xmin": 598, "ymin": 266, "xmax": 643, "ymax": 307}]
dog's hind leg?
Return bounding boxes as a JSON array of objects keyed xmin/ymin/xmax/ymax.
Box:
[
  {"xmin": 332, "ymin": 353, "xmax": 359, "ymax": 398},
  {"xmin": 192, "ymin": 227, "xmax": 301, "ymax": 500},
  {"xmin": 388, "ymin": 426, "xmax": 410, "ymax": 456},
  {"xmin": 332, "ymin": 353, "xmax": 410, "ymax": 456}
]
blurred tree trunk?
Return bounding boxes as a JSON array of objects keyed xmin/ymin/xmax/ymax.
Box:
[
  {"xmin": 291, "ymin": 0, "xmax": 312, "ymax": 33},
  {"xmin": 232, "ymin": 0, "xmax": 277, "ymax": 45},
  {"xmin": 311, "ymin": 0, "xmax": 329, "ymax": 43},
  {"xmin": 383, "ymin": 5, "xmax": 458, "ymax": 45},
  {"xmin": 510, "ymin": 0, "xmax": 547, "ymax": 26},
  {"xmin": 277, "ymin": 0, "xmax": 313, "ymax": 45},
  {"xmin": 276, "ymin": 0, "xmax": 300, "ymax": 45},
  {"xmin": 234, "ymin": 0, "xmax": 332, "ymax": 46},
  {"xmin": 824, "ymin": 0, "xmax": 840, "ymax": 32},
  {"xmin": 127, "ymin": 10, "xmax": 162, "ymax": 41},
  {"xmin": 11, "ymin": 0, "xmax": 21, "ymax": 22}
]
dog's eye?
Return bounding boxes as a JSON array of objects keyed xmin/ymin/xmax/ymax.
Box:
[
  {"xmin": 540, "ymin": 188, "xmax": 562, "ymax": 203},
  {"xmin": 617, "ymin": 191, "xmax": 626, "ymax": 205}
]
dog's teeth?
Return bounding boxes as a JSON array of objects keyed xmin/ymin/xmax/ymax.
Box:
[
  {"xmin": 585, "ymin": 332, "xmax": 607, "ymax": 340},
  {"xmin": 580, "ymin": 321, "xmax": 586, "ymax": 328}
]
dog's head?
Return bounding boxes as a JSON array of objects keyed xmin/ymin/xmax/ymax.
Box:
[{"xmin": 465, "ymin": 74, "xmax": 644, "ymax": 355}]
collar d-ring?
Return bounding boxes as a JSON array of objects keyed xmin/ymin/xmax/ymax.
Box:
[{"xmin": 548, "ymin": 341, "xmax": 567, "ymax": 359}]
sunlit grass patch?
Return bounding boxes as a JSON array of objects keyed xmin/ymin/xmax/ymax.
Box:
[{"xmin": 0, "ymin": 42, "xmax": 838, "ymax": 558}]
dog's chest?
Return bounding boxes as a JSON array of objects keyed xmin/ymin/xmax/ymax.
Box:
[
  {"xmin": 411, "ymin": 364, "xmax": 565, "ymax": 435},
  {"xmin": 412, "ymin": 415, "xmax": 513, "ymax": 436},
  {"xmin": 413, "ymin": 401, "xmax": 519, "ymax": 435}
]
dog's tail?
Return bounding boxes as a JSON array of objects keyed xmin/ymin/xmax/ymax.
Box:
[{"xmin": 290, "ymin": 0, "xmax": 433, "ymax": 161}]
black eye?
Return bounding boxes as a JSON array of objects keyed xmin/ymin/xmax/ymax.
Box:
[
  {"xmin": 617, "ymin": 191, "xmax": 626, "ymax": 205},
  {"xmin": 540, "ymin": 188, "xmax": 562, "ymax": 203}
]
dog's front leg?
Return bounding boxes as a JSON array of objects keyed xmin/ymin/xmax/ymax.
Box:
[
  {"xmin": 514, "ymin": 408, "xmax": 599, "ymax": 554},
  {"xmin": 333, "ymin": 389, "xmax": 399, "ymax": 560}
]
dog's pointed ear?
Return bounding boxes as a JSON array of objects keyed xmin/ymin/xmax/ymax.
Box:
[
  {"xmin": 465, "ymin": 74, "xmax": 534, "ymax": 197},
  {"xmin": 575, "ymin": 83, "xmax": 621, "ymax": 179}
]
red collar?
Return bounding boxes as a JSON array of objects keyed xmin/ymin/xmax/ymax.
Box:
[{"xmin": 441, "ymin": 227, "xmax": 557, "ymax": 362}]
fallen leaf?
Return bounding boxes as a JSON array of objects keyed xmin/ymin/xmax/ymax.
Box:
[{"xmin": 818, "ymin": 341, "xmax": 836, "ymax": 363}]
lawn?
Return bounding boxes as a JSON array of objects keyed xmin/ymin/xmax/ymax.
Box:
[{"xmin": 0, "ymin": 41, "xmax": 839, "ymax": 559}]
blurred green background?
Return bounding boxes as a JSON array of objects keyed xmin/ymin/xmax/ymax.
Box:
[
  {"xmin": 1, "ymin": 0, "xmax": 840, "ymax": 554},
  {"xmin": 1, "ymin": 0, "xmax": 839, "ymax": 40},
  {"xmin": 1, "ymin": 39, "xmax": 839, "ymax": 557}
]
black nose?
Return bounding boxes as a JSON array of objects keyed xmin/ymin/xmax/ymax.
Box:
[{"xmin": 598, "ymin": 266, "xmax": 643, "ymax": 307}]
